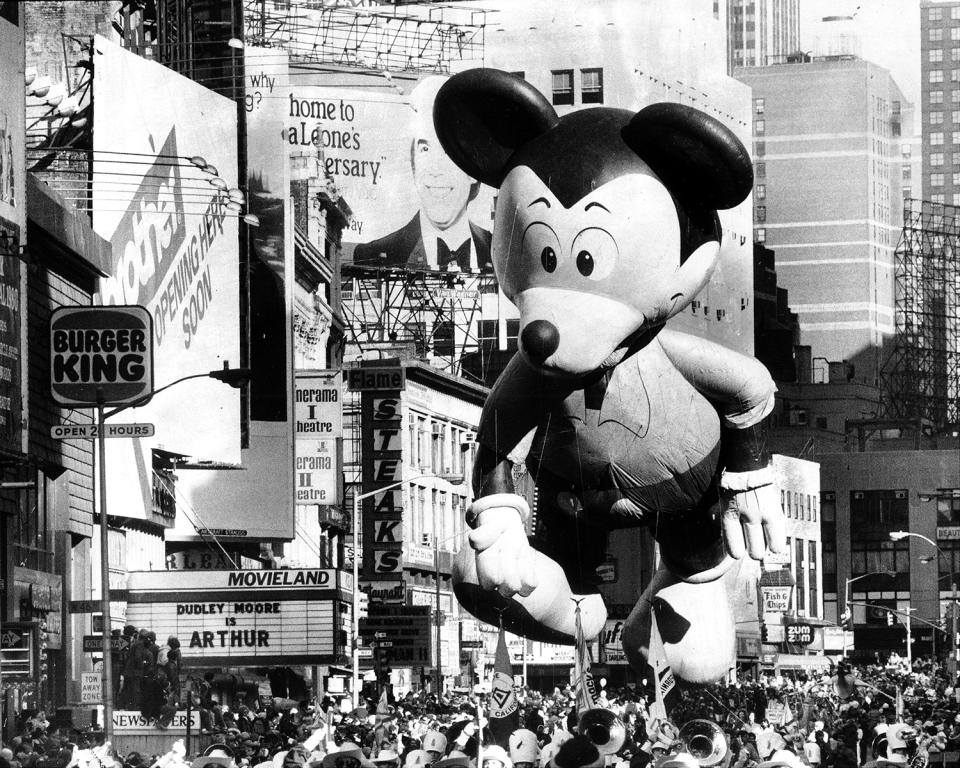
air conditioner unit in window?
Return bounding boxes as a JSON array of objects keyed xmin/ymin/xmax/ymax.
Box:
[
  {"xmin": 421, "ymin": 533, "xmax": 434, "ymax": 547},
  {"xmin": 460, "ymin": 434, "xmax": 475, "ymax": 451},
  {"xmin": 432, "ymin": 423, "xmax": 443, "ymax": 435}
]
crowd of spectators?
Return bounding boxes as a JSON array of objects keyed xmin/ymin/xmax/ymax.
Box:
[
  {"xmin": 110, "ymin": 626, "xmax": 182, "ymax": 720},
  {"xmin": 3, "ymin": 655, "xmax": 960, "ymax": 768}
]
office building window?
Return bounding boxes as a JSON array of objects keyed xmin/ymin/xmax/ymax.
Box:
[
  {"xmin": 755, "ymin": 97, "xmax": 765, "ymax": 114},
  {"xmin": 954, "ymin": 6, "xmax": 960, "ymax": 19},
  {"xmin": 933, "ymin": 90, "xmax": 945, "ymax": 104},
  {"xmin": 953, "ymin": 69, "xmax": 960, "ymax": 81},
  {"xmin": 954, "ymin": 110, "xmax": 960, "ymax": 123},
  {"xmin": 933, "ymin": 131, "xmax": 945, "ymax": 145},
  {"xmin": 581, "ymin": 68, "xmax": 604, "ymax": 104},
  {"xmin": 794, "ymin": 538, "xmax": 806, "ymax": 613},
  {"xmin": 954, "ymin": 27, "xmax": 960, "ymax": 40},
  {"xmin": 932, "ymin": 69, "xmax": 945, "ymax": 83},
  {"xmin": 756, "ymin": 184, "xmax": 766, "ymax": 199},
  {"xmin": 933, "ymin": 193, "xmax": 947, "ymax": 203},
  {"xmin": 933, "ymin": 173, "xmax": 945, "ymax": 187},
  {"xmin": 755, "ymin": 118, "xmax": 765, "ymax": 134},
  {"xmin": 756, "ymin": 205, "xmax": 766, "ymax": 222},
  {"xmin": 808, "ymin": 540, "xmax": 819, "ymax": 616},
  {"xmin": 850, "ymin": 490, "xmax": 910, "ymax": 590},
  {"xmin": 756, "ymin": 227, "xmax": 766, "ymax": 243},
  {"xmin": 953, "ymin": 89, "xmax": 960, "ymax": 102},
  {"xmin": 755, "ymin": 161, "xmax": 765, "ymax": 178},
  {"xmin": 953, "ymin": 171, "xmax": 960, "ymax": 185},
  {"xmin": 930, "ymin": 6, "xmax": 943, "ymax": 21},
  {"xmin": 755, "ymin": 141, "xmax": 765, "ymax": 156},
  {"xmin": 932, "ymin": 28, "xmax": 945, "ymax": 42},
  {"xmin": 933, "ymin": 49, "xmax": 945, "ymax": 63},
  {"xmin": 551, "ymin": 69, "xmax": 574, "ymax": 105},
  {"xmin": 933, "ymin": 152, "xmax": 945, "ymax": 166},
  {"xmin": 952, "ymin": 47, "xmax": 960, "ymax": 61},
  {"xmin": 932, "ymin": 111, "xmax": 945, "ymax": 124}
]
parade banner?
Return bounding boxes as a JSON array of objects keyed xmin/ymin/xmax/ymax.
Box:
[
  {"xmin": 487, "ymin": 625, "xmax": 519, "ymax": 748},
  {"xmin": 92, "ymin": 36, "xmax": 240, "ymax": 517}
]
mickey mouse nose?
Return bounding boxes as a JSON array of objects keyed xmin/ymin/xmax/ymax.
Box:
[{"xmin": 521, "ymin": 320, "xmax": 559, "ymax": 364}]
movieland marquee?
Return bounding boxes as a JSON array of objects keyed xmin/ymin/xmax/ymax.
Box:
[{"xmin": 125, "ymin": 568, "xmax": 352, "ymax": 666}]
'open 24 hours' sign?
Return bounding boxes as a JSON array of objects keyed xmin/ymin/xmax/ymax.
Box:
[{"xmin": 49, "ymin": 306, "xmax": 153, "ymax": 407}]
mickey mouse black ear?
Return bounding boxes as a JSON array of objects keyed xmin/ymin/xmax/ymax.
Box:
[
  {"xmin": 622, "ymin": 103, "xmax": 753, "ymax": 211},
  {"xmin": 433, "ymin": 68, "xmax": 559, "ymax": 188}
]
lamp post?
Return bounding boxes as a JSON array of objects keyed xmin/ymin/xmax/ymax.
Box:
[
  {"xmin": 843, "ymin": 570, "xmax": 895, "ymax": 658},
  {"xmin": 350, "ymin": 473, "xmax": 462, "ymax": 709},
  {"xmin": 890, "ymin": 529, "xmax": 958, "ymax": 672},
  {"xmin": 97, "ymin": 362, "xmax": 249, "ymax": 742}
]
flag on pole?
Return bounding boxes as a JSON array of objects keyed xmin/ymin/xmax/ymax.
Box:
[
  {"xmin": 895, "ymin": 687, "xmax": 904, "ymax": 718},
  {"xmin": 487, "ymin": 625, "xmax": 519, "ymax": 748},
  {"xmin": 573, "ymin": 599, "xmax": 598, "ymax": 715},
  {"xmin": 376, "ymin": 686, "xmax": 391, "ymax": 720},
  {"xmin": 648, "ymin": 608, "xmax": 676, "ymax": 723}
]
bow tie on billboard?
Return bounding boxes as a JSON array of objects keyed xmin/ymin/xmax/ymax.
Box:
[{"xmin": 437, "ymin": 238, "xmax": 471, "ymax": 271}]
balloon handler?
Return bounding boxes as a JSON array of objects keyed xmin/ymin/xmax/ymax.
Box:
[{"xmin": 433, "ymin": 69, "xmax": 787, "ymax": 684}]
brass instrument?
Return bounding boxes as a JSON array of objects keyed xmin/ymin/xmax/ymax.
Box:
[
  {"xmin": 578, "ymin": 708, "xmax": 627, "ymax": 756},
  {"xmin": 677, "ymin": 719, "xmax": 729, "ymax": 768}
]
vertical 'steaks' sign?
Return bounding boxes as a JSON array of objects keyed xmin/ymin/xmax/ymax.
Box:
[{"xmin": 49, "ymin": 306, "xmax": 154, "ymax": 407}]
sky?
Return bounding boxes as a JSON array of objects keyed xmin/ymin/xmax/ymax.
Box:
[{"xmin": 799, "ymin": 0, "xmax": 921, "ymax": 109}]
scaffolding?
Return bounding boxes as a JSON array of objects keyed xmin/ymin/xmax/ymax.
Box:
[
  {"xmin": 243, "ymin": 0, "xmax": 487, "ymax": 73},
  {"xmin": 883, "ymin": 198, "xmax": 960, "ymax": 428},
  {"xmin": 340, "ymin": 264, "xmax": 510, "ymax": 385}
]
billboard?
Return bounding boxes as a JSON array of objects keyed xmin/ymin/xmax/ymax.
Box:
[
  {"xmin": 124, "ymin": 569, "xmax": 349, "ymax": 665},
  {"xmin": 283, "ymin": 74, "xmax": 495, "ymax": 271},
  {"xmin": 92, "ymin": 36, "xmax": 240, "ymax": 518},
  {"xmin": 171, "ymin": 48, "xmax": 297, "ymax": 542},
  {"xmin": 0, "ymin": 11, "xmax": 24, "ymax": 455}
]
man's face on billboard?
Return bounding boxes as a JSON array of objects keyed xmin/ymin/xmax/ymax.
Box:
[{"xmin": 412, "ymin": 136, "xmax": 473, "ymax": 230}]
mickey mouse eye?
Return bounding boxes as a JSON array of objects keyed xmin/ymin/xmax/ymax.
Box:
[
  {"xmin": 570, "ymin": 228, "xmax": 617, "ymax": 281},
  {"xmin": 521, "ymin": 222, "xmax": 562, "ymax": 275},
  {"xmin": 541, "ymin": 247, "xmax": 557, "ymax": 273}
]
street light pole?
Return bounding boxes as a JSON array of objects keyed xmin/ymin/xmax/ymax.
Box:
[
  {"xmin": 843, "ymin": 571, "xmax": 895, "ymax": 658},
  {"xmin": 95, "ymin": 363, "xmax": 249, "ymax": 741},
  {"xmin": 890, "ymin": 530, "xmax": 954, "ymax": 669},
  {"xmin": 350, "ymin": 473, "xmax": 463, "ymax": 708},
  {"xmin": 434, "ymin": 506, "xmax": 442, "ymax": 694},
  {"xmin": 96, "ymin": 391, "xmax": 113, "ymax": 743}
]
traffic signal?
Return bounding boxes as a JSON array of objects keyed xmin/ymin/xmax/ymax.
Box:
[
  {"xmin": 841, "ymin": 609, "xmax": 853, "ymax": 631},
  {"xmin": 887, "ymin": 611, "xmax": 895, "ymax": 627},
  {"xmin": 375, "ymin": 645, "xmax": 392, "ymax": 681}
]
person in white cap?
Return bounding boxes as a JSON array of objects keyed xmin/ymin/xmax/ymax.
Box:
[
  {"xmin": 352, "ymin": 76, "xmax": 492, "ymax": 273},
  {"xmin": 509, "ymin": 730, "xmax": 540, "ymax": 768},
  {"xmin": 423, "ymin": 731, "xmax": 449, "ymax": 764},
  {"xmin": 404, "ymin": 751, "xmax": 433, "ymax": 768},
  {"xmin": 481, "ymin": 746, "xmax": 513, "ymax": 768}
]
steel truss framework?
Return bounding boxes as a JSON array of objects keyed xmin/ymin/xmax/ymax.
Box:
[
  {"xmin": 884, "ymin": 198, "xmax": 960, "ymax": 427},
  {"xmin": 244, "ymin": 0, "xmax": 486, "ymax": 73},
  {"xmin": 340, "ymin": 264, "xmax": 503, "ymax": 383}
]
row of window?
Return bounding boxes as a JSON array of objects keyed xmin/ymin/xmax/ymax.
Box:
[
  {"xmin": 928, "ymin": 130, "xmax": 960, "ymax": 145},
  {"xmin": 928, "ymin": 25, "xmax": 960, "ymax": 42},
  {"xmin": 928, "ymin": 6, "xmax": 960, "ymax": 21},
  {"xmin": 928, "ymin": 110, "xmax": 960, "ymax": 124},
  {"xmin": 781, "ymin": 489, "xmax": 818, "ymax": 522},
  {"xmin": 786, "ymin": 535, "xmax": 820, "ymax": 618},
  {"xmin": 930, "ymin": 151, "xmax": 954, "ymax": 166},
  {"xmin": 927, "ymin": 69, "xmax": 960, "ymax": 83},
  {"xmin": 408, "ymin": 412, "xmax": 475, "ymax": 477},
  {"xmin": 550, "ymin": 68, "xmax": 604, "ymax": 106}
]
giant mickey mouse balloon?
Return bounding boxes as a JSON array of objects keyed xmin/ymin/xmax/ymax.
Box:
[{"xmin": 434, "ymin": 69, "xmax": 786, "ymax": 683}]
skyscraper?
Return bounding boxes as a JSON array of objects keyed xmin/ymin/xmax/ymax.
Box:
[
  {"xmin": 920, "ymin": 1, "xmax": 960, "ymax": 205},
  {"xmin": 727, "ymin": 0, "xmax": 801, "ymax": 70},
  {"xmin": 736, "ymin": 57, "xmax": 907, "ymax": 381}
]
